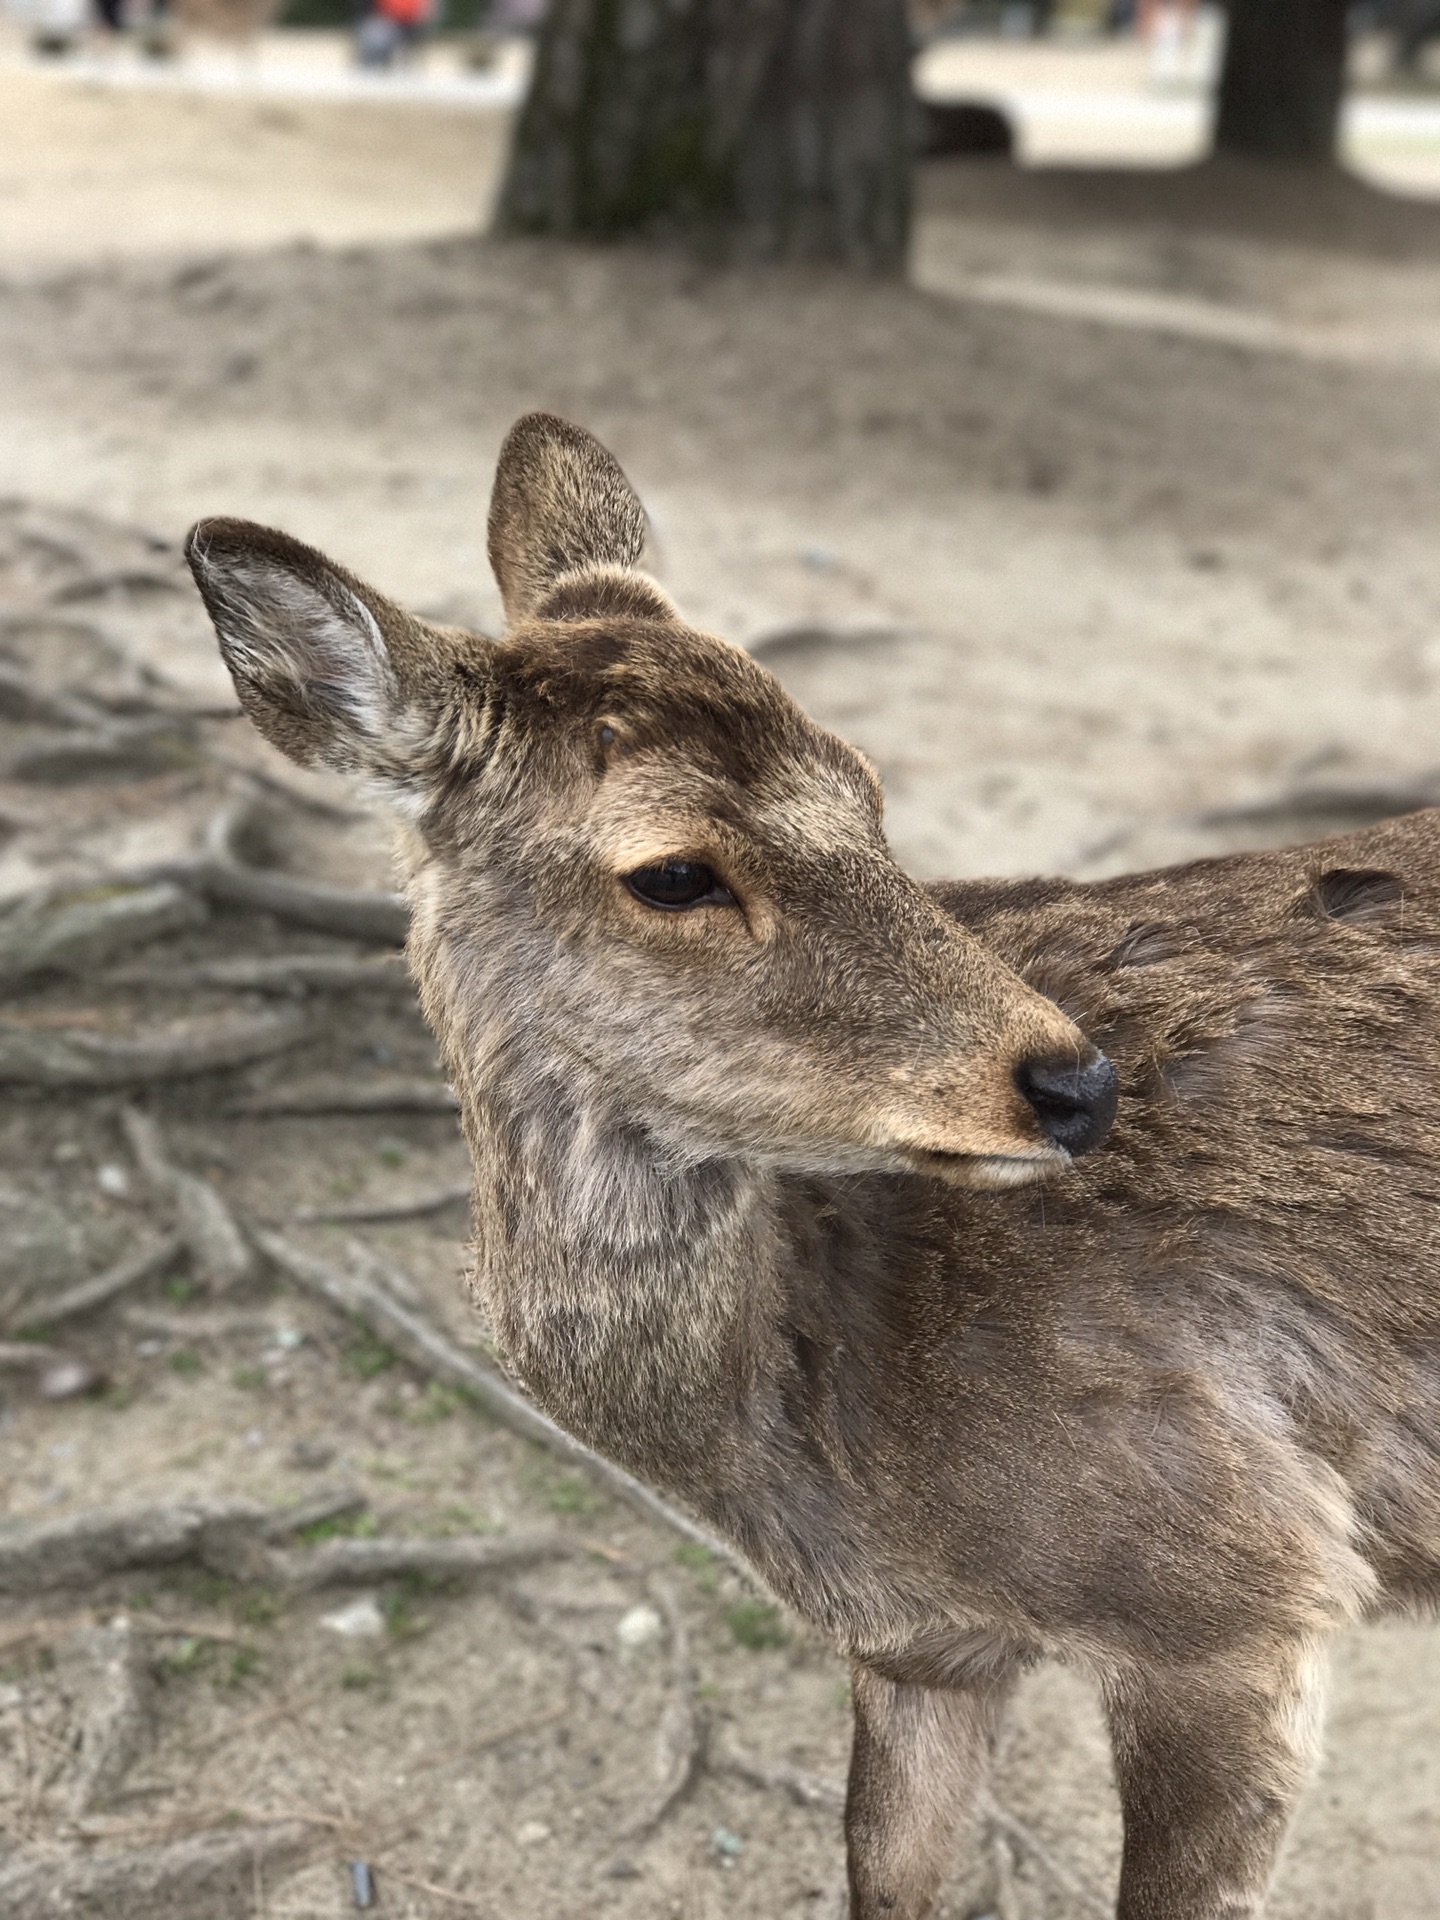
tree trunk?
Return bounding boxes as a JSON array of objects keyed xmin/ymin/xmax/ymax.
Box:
[
  {"xmin": 495, "ymin": 0, "xmax": 913, "ymax": 274},
  {"xmin": 1212, "ymin": 0, "xmax": 1351, "ymax": 163}
]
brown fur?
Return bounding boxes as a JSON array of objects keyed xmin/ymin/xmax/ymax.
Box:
[{"xmin": 186, "ymin": 414, "xmax": 1440, "ymax": 1920}]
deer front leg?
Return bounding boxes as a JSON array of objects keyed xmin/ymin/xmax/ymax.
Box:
[
  {"xmin": 845, "ymin": 1660, "xmax": 1017, "ymax": 1920},
  {"xmin": 1104, "ymin": 1638, "xmax": 1329, "ymax": 1920}
]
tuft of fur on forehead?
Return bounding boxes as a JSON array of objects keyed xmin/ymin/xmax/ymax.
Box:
[{"xmin": 483, "ymin": 609, "xmax": 878, "ymax": 813}]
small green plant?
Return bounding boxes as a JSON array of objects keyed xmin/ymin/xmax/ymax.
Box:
[
  {"xmin": 340, "ymin": 1662, "xmax": 378, "ymax": 1690},
  {"xmin": 674, "ymin": 1541, "xmax": 719, "ymax": 1594},
  {"xmin": 542, "ymin": 1472, "xmax": 603, "ymax": 1518},
  {"xmin": 410, "ymin": 1382, "xmax": 462, "ymax": 1425},
  {"xmin": 377, "ymin": 1139, "xmax": 407, "ymax": 1168},
  {"xmin": 168, "ymin": 1348, "xmax": 202, "ymax": 1378},
  {"xmin": 165, "ymin": 1636, "xmax": 205, "ymax": 1675},
  {"xmin": 163, "ymin": 1275, "xmax": 198, "ymax": 1305},
  {"xmin": 344, "ymin": 1332, "xmax": 397, "ymax": 1380},
  {"xmin": 238, "ymin": 1590, "xmax": 284, "ymax": 1629},
  {"xmin": 725, "ymin": 1601, "xmax": 787, "ymax": 1652},
  {"xmin": 380, "ymin": 1589, "xmax": 427, "ymax": 1639},
  {"xmin": 223, "ymin": 1647, "xmax": 260, "ymax": 1687},
  {"xmin": 299, "ymin": 1511, "xmax": 378, "ymax": 1547},
  {"xmin": 436, "ymin": 1503, "xmax": 493, "ymax": 1536},
  {"xmin": 231, "ymin": 1365, "xmax": 267, "ymax": 1392}
]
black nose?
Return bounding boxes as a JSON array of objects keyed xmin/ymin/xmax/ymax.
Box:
[{"xmin": 1015, "ymin": 1052, "xmax": 1118, "ymax": 1158}]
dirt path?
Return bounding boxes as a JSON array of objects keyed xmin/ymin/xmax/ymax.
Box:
[{"xmin": 3, "ymin": 69, "xmax": 1440, "ymax": 1920}]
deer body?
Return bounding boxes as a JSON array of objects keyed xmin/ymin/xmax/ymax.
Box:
[{"xmin": 188, "ymin": 415, "xmax": 1440, "ymax": 1920}]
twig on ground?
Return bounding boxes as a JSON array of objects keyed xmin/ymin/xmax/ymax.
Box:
[
  {"xmin": 259, "ymin": 1486, "xmax": 369, "ymax": 1543},
  {"xmin": 250, "ymin": 1228, "xmax": 747, "ymax": 1572},
  {"xmin": 120, "ymin": 1306, "xmax": 285, "ymax": 1340},
  {"xmin": 271, "ymin": 1530, "xmax": 571, "ymax": 1592},
  {"xmin": 9, "ymin": 1235, "xmax": 182, "ymax": 1335},
  {"xmin": 369, "ymin": 1868, "xmax": 488, "ymax": 1911},
  {"xmin": 226, "ymin": 1077, "xmax": 456, "ymax": 1117},
  {"xmin": 121, "ymin": 1106, "xmax": 253, "ymax": 1290},
  {"xmin": 0, "ymin": 1008, "xmax": 307, "ymax": 1087},
  {"xmin": 293, "ymin": 1183, "xmax": 470, "ymax": 1226},
  {"xmin": 0, "ymin": 1820, "xmax": 317, "ymax": 1920},
  {"xmin": 978, "ymin": 1793, "xmax": 1113, "ymax": 1919},
  {"xmin": 710, "ymin": 1737, "xmax": 844, "ymax": 1811},
  {"xmin": 340, "ymin": 1236, "xmax": 426, "ymax": 1307},
  {"xmin": 620, "ymin": 1578, "xmax": 705, "ymax": 1841}
]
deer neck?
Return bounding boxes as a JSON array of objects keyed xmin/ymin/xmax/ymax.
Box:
[{"xmin": 461, "ymin": 1051, "xmax": 777, "ymax": 1487}]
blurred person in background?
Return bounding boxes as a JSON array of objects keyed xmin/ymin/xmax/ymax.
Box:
[{"xmin": 356, "ymin": 0, "xmax": 436, "ymax": 68}]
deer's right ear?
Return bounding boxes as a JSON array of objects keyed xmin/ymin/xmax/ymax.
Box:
[
  {"xmin": 487, "ymin": 412, "xmax": 653, "ymax": 625},
  {"xmin": 186, "ymin": 518, "xmax": 449, "ymax": 779}
]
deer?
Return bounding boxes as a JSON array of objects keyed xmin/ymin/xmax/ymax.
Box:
[{"xmin": 186, "ymin": 412, "xmax": 1440, "ymax": 1920}]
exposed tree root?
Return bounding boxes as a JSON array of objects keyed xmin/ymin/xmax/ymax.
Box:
[
  {"xmin": 0, "ymin": 1819, "xmax": 318, "ymax": 1919},
  {"xmin": 8, "ymin": 1236, "xmax": 182, "ymax": 1335},
  {"xmin": 619, "ymin": 1579, "xmax": 705, "ymax": 1841},
  {"xmin": 55, "ymin": 1618, "xmax": 153, "ymax": 1815},
  {"xmin": 120, "ymin": 1106, "xmax": 253, "ymax": 1290},
  {"xmin": 226, "ymin": 1074, "xmax": 455, "ymax": 1116},
  {"xmin": 0, "ymin": 1498, "xmax": 272, "ymax": 1595},
  {"xmin": 294, "ymin": 1181, "xmax": 471, "ymax": 1224},
  {"xmin": 109, "ymin": 953, "xmax": 413, "ymax": 996},
  {"xmin": 0, "ymin": 1008, "xmax": 307, "ymax": 1087},
  {"xmin": 0, "ymin": 883, "xmax": 204, "ymax": 988}
]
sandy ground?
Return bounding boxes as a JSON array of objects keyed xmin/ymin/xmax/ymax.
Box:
[{"xmin": 4, "ymin": 43, "xmax": 1440, "ymax": 1920}]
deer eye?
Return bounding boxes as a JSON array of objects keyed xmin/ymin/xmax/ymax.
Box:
[{"xmin": 625, "ymin": 860, "xmax": 734, "ymax": 911}]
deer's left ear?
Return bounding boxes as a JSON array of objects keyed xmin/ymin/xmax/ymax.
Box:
[{"xmin": 186, "ymin": 518, "xmax": 469, "ymax": 779}]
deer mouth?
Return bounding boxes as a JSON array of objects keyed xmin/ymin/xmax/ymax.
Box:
[{"xmin": 902, "ymin": 1147, "xmax": 1065, "ymax": 1190}]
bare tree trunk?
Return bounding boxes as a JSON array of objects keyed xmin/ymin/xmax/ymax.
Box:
[
  {"xmin": 1213, "ymin": 0, "xmax": 1350, "ymax": 163},
  {"xmin": 496, "ymin": 0, "xmax": 913, "ymax": 274}
]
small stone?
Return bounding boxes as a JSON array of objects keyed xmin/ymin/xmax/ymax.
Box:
[
  {"xmin": 39, "ymin": 1360, "xmax": 101, "ymax": 1401},
  {"xmin": 96, "ymin": 1164, "xmax": 130, "ymax": 1198},
  {"xmin": 320, "ymin": 1596, "xmax": 385, "ymax": 1639},
  {"xmin": 273, "ymin": 1327, "xmax": 303, "ymax": 1350},
  {"xmin": 604, "ymin": 1857, "xmax": 642, "ymax": 1880},
  {"xmin": 242, "ymin": 1426, "xmax": 265, "ymax": 1449},
  {"xmin": 136, "ymin": 1339, "xmax": 164, "ymax": 1358},
  {"xmin": 515, "ymin": 1819, "xmax": 552, "ymax": 1847},
  {"xmin": 615, "ymin": 1604, "xmax": 663, "ymax": 1650},
  {"xmin": 288, "ymin": 1437, "xmax": 335, "ymax": 1471},
  {"xmin": 709, "ymin": 1826, "xmax": 744, "ymax": 1865}
]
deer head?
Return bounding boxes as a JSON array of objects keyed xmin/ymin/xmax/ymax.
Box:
[{"xmin": 187, "ymin": 414, "xmax": 1115, "ymax": 1189}]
